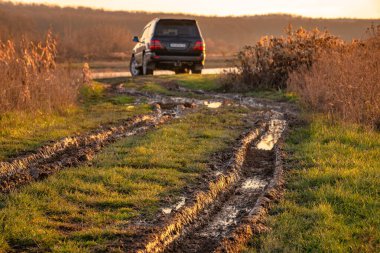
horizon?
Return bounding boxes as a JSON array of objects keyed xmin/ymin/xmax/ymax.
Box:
[{"xmin": 8, "ymin": 0, "xmax": 380, "ymax": 19}]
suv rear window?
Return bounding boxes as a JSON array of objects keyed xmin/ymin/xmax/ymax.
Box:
[{"xmin": 154, "ymin": 20, "xmax": 200, "ymax": 38}]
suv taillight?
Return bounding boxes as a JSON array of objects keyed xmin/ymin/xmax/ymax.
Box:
[
  {"xmin": 193, "ymin": 41, "xmax": 204, "ymax": 51},
  {"xmin": 150, "ymin": 40, "xmax": 163, "ymax": 50}
]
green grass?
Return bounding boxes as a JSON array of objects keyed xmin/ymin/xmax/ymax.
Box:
[
  {"xmin": 245, "ymin": 90, "xmax": 298, "ymax": 102},
  {"xmin": 122, "ymin": 78, "xmax": 176, "ymax": 96},
  {"xmin": 247, "ymin": 115, "xmax": 380, "ymax": 252},
  {"xmin": 0, "ymin": 107, "xmax": 249, "ymax": 252},
  {"xmin": 0, "ymin": 82, "xmax": 150, "ymax": 160},
  {"xmin": 120, "ymin": 74, "xmax": 221, "ymax": 98},
  {"xmin": 172, "ymin": 74, "xmax": 220, "ymax": 91}
]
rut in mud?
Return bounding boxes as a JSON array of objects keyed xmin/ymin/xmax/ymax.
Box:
[
  {"xmin": 0, "ymin": 76, "xmax": 293, "ymax": 252},
  {"xmin": 133, "ymin": 112, "xmax": 287, "ymax": 253},
  {"xmin": 0, "ymin": 103, "xmax": 196, "ymax": 193},
  {"xmin": 168, "ymin": 147, "xmax": 275, "ymax": 253}
]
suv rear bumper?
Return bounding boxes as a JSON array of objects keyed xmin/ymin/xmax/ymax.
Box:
[{"xmin": 146, "ymin": 52, "xmax": 205, "ymax": 67}]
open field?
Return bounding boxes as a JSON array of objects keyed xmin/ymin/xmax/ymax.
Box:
[
  {"xmin": 0, "ymin": 71, "xmax": 378, "ymax": 252},
  {"xmin": 0, "ymin": 105, "xmax": 249, "ymax": 252},
  {"xmin": 0, "ymin": 75, "xmax": 295, "ymax": 252},
  {"xmin": 1, "ymin": 2, "xmax": 378, "ymax": 60},
  {"xmin": 1, "ymin": 1, "xmax": 379, "ymax": 251}
]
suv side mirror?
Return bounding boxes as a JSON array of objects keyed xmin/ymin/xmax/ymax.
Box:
[{"xmin": 132, "ymin": 36, "xmax": 139, "ymax": 43}]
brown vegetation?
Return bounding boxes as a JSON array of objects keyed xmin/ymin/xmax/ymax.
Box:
[
  {"xmin": 0, "ymin": 31, "xmax": 81, "ymax": 112},
  {"xmin": 289, "ymin": 26, "xmax": 380, "ymax": 128},
  {"xmin": 219, "ymin": 26, "xmax": 343, "ymax": 91},
  {"xmin": 222, "ymin": 25, "xmax": 380, "ymax": 128},
  {"xmin": 0, "ymin": 2, "xmax": 378, "ymax": 60}
]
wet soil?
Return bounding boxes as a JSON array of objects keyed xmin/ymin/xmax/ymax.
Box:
[
  {"xmin": 0, "ymin": 104, "xmax": 196, "ymax": 193},
  {"xmin": 168, "ymin": 146, "xmax": 275, "ymax": 253},
  {"xmin": 1, "ymin": 78, "xmax": 294, "ymax": 252},
  {"xmin": 127, "ymin": 107, "xmax": 288, "ymax": 253}
]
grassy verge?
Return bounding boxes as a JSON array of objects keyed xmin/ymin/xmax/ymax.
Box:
[
  {"xmin": 0, "ymin": 82, "xmax": 151, "ymax": 160},
  {"xmin": 117, "ymin": 74, "xmax": 220, "ymax": 98},
  {"xmin": 172, "ymin": 74, "xmax": 221, "ymax": 91},
  {"xmin": 0, "ymin": 106, "xmax": 249, "ymax": 252},
  {"xmin": 113, "ymin": 74, "xmax": 296, "ymax": 102},
  {"xmin": 247, "ymin": 115, "xmax": 380, "ymax": 252},
  {"xmin": 245, "ymin": 90, "xmax": 298, "ymax": 102}
]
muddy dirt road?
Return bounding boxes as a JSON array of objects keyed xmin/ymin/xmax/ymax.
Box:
[
  {"xmin": 130, "ymin": 111, "xmax": 287, "ymax": 253},
  {"xmin": 102, "ymin": 81, "xmax": 293, "ymax": 253},
  {"xmin": 0, "ymin": 77, "xmax": 295, "ymax": 252}
]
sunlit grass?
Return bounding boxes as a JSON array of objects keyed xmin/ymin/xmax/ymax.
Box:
[
  {"xmin": 245, "ymin": 90, "xmax": 298, "ymax": 102},
  {"xmin": 122, "ymin": 74, "xmax": 220, "ymax": 93},
  {"xmin": 0, "ymin": 82, "xmax": 150, "ymax": 160},
  {"xmin": 247, "ymin": 115, "xmax": 380, "ymax": 252},
  {"xmin": 172, "ymin": 74, "xmax": 220, "ymax": 91},
  {"xmin": 0, "ymin": 107, "xmax": 248, "ymax": 252}
]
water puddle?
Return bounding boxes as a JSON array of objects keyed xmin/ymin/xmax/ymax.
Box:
[
  {"xmin": 204, "ymin": 101, "xmax": 222, "ymax": 109},
  {"xmin": 200, "ymin": 176, "xmax": 268, "ymax": 238},
  {"xmin": 241, "ymin": 178, "xmax": 267, "ymax": 190},
  {"xmin": 162, "ymin": 208, "xmax": 172, "ymax": 215},
  {"xmin": 161, "ymin": 197, "xmax": 186, "ymax": 215},
  {"xmin": 174, "ymin": 197, "xmax": 186, "ymax": 210},
  {"xmin": 256, "ymin": 119, "xmax": 286, "ymax": 150},
  {"xmin": 200, "ymin": 206, "xmax": 240, "ymax": 237}
]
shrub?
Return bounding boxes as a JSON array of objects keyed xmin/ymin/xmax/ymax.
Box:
[
  {"xmin": 220, "ymin": 26, "xmax": 342, "ymax": 91},
  {"xmin": 0, "ymin": 31, "xmax": 81, "ymax": 112},
  {"xmin": 289, "ymin": 26, "xmax": 380, "ymax": 128}
]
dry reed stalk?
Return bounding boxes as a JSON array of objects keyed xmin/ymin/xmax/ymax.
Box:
[
  {"xmin": 220, "ymin": 26, "xmax": 343, "ymax": 91},
  {"xmin": 0, "ymin": 31, "xmax": 81, "ymax": 112},
  {"xmin": 288, "ymin": 25, "xmax": 380, "ymax": 128}
]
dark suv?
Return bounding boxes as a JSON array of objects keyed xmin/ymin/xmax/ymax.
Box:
[{"xmin": 130, "ymin": 18, "xmax": 205, "ymax": 76}]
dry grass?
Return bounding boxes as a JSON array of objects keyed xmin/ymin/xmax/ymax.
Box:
[
  {"xmin": 220, "ymin": 26, "xmax": 342, "ymax": 91},
  {"xmin": 221, "ymin": 25, "xmax": 380, "ymax": 128},
  {"xmin": 289, "ymin": 26, "xmax": 380, "ymax": 128},
  {"xmin": 0, "ymin": 31, "xmax": 81, "ymax": 112}
]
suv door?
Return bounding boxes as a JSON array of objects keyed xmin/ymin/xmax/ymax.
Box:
[{"xmin": 135, "ymin": 25, "xmax": 151, "ymax": 66}]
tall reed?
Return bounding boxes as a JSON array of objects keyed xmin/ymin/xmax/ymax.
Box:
[
  {"xmin": 0, "ymin": 31, "xmax": 81, "ymax": 112},
  {"xmin": 289, "ymin": 26, "xmax": 380, "ymax": 128}
]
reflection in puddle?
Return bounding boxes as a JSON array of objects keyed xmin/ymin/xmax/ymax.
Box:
[
  {"xmin": 257, "ymin": 119, "xmax": 286, "ymax": 150},
  {"xmin": 204, "ymin": 101, "xmax": 222, "ymax": 108},
  {"xmin": 241, "ymin": 178, "xmax": 267, "ymax": 190},
  {"xmin": 161, "ymin": 197, "xmax": 186, "ymax": 215},
  {"xmin": 162, "ymin": 208, "xmax": 172, "ymax": 214},
  {"xmin": 175, "ymin": 197, "xmax": 186, "ymax": 210},
  {"xmin": 200, "ymin": 206, "xmax": 239, "ymax": 237}
]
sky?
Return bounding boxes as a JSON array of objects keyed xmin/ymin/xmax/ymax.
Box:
[{"xmin": 10, "ymin": 0, "xmax": 380, "ymax": 19}]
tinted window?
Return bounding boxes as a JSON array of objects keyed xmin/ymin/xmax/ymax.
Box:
[{"xmin": 154, "ymin": 20, "xmax": 200, "ymax": 38}]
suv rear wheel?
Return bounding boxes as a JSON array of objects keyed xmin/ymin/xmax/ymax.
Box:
[
  {"xmin": 191, "ymin": 65, "xmax": 203, "ymax": 74},
  {"xmin": 130, "ymin": 56, "xmax": 142, "ymax": 76},
  {"xmin": 143, "ymin": 55, "xmax": 154, "ymax": 75}
]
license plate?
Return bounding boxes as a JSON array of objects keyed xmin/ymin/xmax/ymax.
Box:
[{"xmin": 170, "ymin": 43, "xmax": 186, "ymax": 48}]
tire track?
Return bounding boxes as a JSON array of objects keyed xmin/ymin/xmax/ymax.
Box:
[
  {"xmin": 0, "ymin": 105, "xmax": 195, "ymax": 193},
  {"xmin": 135, "ymin": 112, "xmax": 287, "ymax": 253}
]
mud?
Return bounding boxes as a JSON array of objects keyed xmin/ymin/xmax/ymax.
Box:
[
  {"xmin": 129, "ymin": 110, "xmax": 287, "ymax": 253},
  {"xmin": 1, "ymin": 78, "xmax": 294, "ymax": 252},
  {"xmin": 132, "ymin": 124, "xmax": 267, "ymax": 253},
  {"xmin": 100, "ymin": 80, "xmax": 293, "ymax": 253},
  {"xmin": 0, "ymin": 105, "xmax": 195, "ymax": 193},
  {"xmin": 168, "ymin": 147, "xmax": 275, "ymax": 253},
  {"xmin": 214, "ymin": 142, "xmax": 285, "ymax": 253}
]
